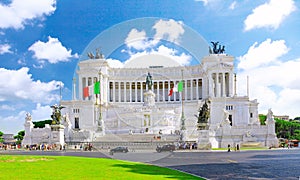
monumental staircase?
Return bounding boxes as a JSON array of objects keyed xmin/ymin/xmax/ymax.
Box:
[{"xmin": 90, "ymin": 133, "xmax": 181, "ymax": 150}]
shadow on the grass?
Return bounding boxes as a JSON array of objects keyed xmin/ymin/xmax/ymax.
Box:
[{"xmin": 113, "ymin": 163, "xmax": 202, "ymax": 179}]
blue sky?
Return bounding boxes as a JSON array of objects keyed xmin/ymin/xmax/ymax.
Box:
[{"xmin": 0, "ymin": 0, "xmax": 300, "ymax": 134}]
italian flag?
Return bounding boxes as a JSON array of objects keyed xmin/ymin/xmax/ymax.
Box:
[
  {"xmin": 94, "ymin": 81, "xmax": 100, "ymax": 94},
  {"xmin": 83, "ymin": 85, "xmax": 94, "ymax": 98},
  {"xmin": 83, "ymin": 81, "xmax": 100, "ymax": 98},
  {"xmin": 168, "ymin": 81, "xmax": 183, "ymax": 96}
]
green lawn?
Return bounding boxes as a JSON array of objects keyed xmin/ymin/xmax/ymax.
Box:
[{"xmin": 0, "ymin": 155, "xmax": 202, "ymax": 180}]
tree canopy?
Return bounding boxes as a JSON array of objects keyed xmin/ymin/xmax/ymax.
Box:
[
  {"xmin": 259, "ymin": 115, "xmax": 300, "ymax": 140},
  {"xmin": 33, "ymin": 120, "xmax": 52, "ymax": 128},
  {"xmin": 0, "ymin": 131, "xmax": 3, "ymax": 143},
  {"xmin": 14, "ymin": 130, "xmax": 25, "ymax": 145}
]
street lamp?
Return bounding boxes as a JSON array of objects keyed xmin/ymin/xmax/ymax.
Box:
[{"xmin": 96, "ymin": 69, "xmax": 105, "ymax": 134}]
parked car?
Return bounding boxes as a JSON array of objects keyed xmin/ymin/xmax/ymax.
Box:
[
  {"xmin": 110, "ymin": 146, "xmax": 129, "ymax": 155},
  {"xmin": 156, "ymin": 144, "xmax": 175, "ymax": 153}
]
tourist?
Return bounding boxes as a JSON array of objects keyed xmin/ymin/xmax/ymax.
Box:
[{"xmin": 227, "ymin": 144, "xmax": 231, "ymax": 152}]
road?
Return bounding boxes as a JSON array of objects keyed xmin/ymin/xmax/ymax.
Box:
[
  {"xmin": 1, "ymin": 148, "xmax": 300, "ymax": 179},
  {"xmin": 150, "ymin": 149, "xmax": 300, "ymax": 180}
]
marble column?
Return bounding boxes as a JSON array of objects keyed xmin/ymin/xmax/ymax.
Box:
[
  {"xmin": 229, "ymin": 73, "xmax": 233, "ymax": 97},
  {"xmin": 129, "ymin": 82, "xmax": 132, "ymax": 102},
  {"xmin": 118, "ymin": 81, "xmax": 121, "ymax": 102},
  {"xmin": 85, "ymin": 77, "xmax": 88, "ymax": 100},
  {"xmin": 190, "ymin": 79, "xmax": 193, "ymax": 100},
  {"xmin": 135, "ymin": 82, "xmax": 138, "ymax": 102},
  {"xmin": 157, "ymin": 81, "xmax": 159, "ymax": 102},
  {"xmin": 168, "ymin": 81, "xmax": 171, "ymax": 101},
  {"xmin": 209, "ymin": 73, "xmax": 213, "ymax": 97},
  {"xmin": 140, "ymin": 82, "xmax": 143, "ymax": 103},
  {"xmin": 113, "ymin": 81, "xmax": 116, "ymax": 102},
  {"xmin": 162, "ymin": 81, "xmax": 165, "ymax": 101},
  {"xmin": 216, "ymin": 73, "xmax": 220, "ymax": 97},
  {"xmin": 196, "ymin": 79, "xmax": 199, "ymax": 100},
  {"xmin": 123, "ymin": 82, "xmax": 126, "ymax": 102},
  {"xmin": 222, "ymin": 73, "xmax": 226, "ymax": 97}
]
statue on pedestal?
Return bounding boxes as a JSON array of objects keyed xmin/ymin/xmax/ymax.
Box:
[
  {"xmin": 25, "ymin": 112, "xmax": 32, "ymax": 122},
  {"xmin": 196, "ymin": 100, "xmax": 210, "ymax": 130},
  {"xmin": 267, "ymin": 108, "xmax": 274, "ymax": 122},
  {"xmin": 221, "ymin": 109, "xmax": 231, "ymax": 127},
  {"xmin": 51, "ymin": 104, "xmax": 65, "ymax": 125},
  {"xmin": 145, "ymin": 72, "xmax": 153, "ymax": 90},
  {"xmin": 144, "ymin": 72, "xmax": 155, "ymax": 107}
]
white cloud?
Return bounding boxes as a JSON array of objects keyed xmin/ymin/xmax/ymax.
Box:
[
  {"xmin": 156, "ymin": 45, "xmax": 191, "ymax": 65},
  {"xmin": 195, "ymin": 0, "xmax": 209, "ymax": 6},
  {"xmin": 31, "ymin": 103, "xmax": 52, "ymax": 121},
  {"xmin": 125, "ymin": 29, "xmax": 156, "ymax": 50},
  {"xmin": 0, "ymin": 110, "xmax": 26, "ymax": 134},
  {"xmin": 244, "ymin": 0, "xmax": 296, "ymax": 31},
  {"xmin": 0, "ymin": 103, "xmax": 52, "ymax": 134},
  {"xmin": 0, "ymin": 0, "xmax": 56, "ymax": 29},
  {"xmin": 0, "ymin": 43, "xmax": 12, "ymax": 54},
  {"xmin": 28, "ymin": 36, "xmax": 78, "ymax": 64},
  {"xmin": 122, "ymin": 19, "xmax": 188, "ymax": 67},
  {"xmin": 124, "ymin": 19, "xmax": 184, "ymax": 52},
  {"xmin": 106, "ymin": 58, "xmax": 124, "ymax": 68},
  {"xmin": 153, "ymin": 19, "xmax": 184, "ymax": 45},
  {"xmin": 237, "ymin": 39, "xmax": 300, "ymax": 118},
  {"xmin": 110, "ymin": 44, "xmax": 192, "ymax": 68},
  {"xmin": 229, "ymin": 1, "xmax": 237, "ymax": 10},
  {"xmin": 237, "ymin": 39, "xmax": 289, "ymax": 70},
  {"xmin": 17, "ymin": 58, "xmax": 26, "ymax": 65},
  {"xmin": 0, "ymin": 105, "xmax": 15, "ymax": 111},
  {"xmin": 0, "ymin": 67, "xmax": 62, "ymax": 103},
  {"xmin": 124, "ymin": 45, "xmax": 191, "ymax": 67}
]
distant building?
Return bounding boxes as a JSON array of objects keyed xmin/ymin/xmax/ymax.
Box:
[
  {"xmin": 274, "ymin": 115, "xmax": 289, "ymax": 121},
  {"xmin": 2, "ymin": 134, "xmax": 16, "ymax": 145}
]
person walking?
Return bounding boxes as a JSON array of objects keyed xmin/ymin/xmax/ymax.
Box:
[{"xmin": 227, "ymin": 144, "xmax": 231, "ymax": 152}]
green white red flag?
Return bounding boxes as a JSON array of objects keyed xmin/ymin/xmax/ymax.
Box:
[{"xmin": 168, "ymin": 81, "xmax": 183, "ymax": 96}]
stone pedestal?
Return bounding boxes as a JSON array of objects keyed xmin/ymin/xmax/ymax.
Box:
[
  {"xmin": 220, "ymin": 125, "xmax": 233, "ymax": 148},
  {"xmin": 265, "ymin": 110, "xmax": 279, "ymax": 147},
  {"xmin": 197, "ymin": 130, "xmax": 211, "ymax": 150},
  {"xmin": 180, "ymin": 129, "xmax": 188, "ymax": 142},
  {"xmin": 143, "ymin": 90, "xmax": 155, "ymax": 107},
  {"xmin": 50, "ymin": 124, "xmax": 65, "ymax": 146},
  {"xmin": 22, "ymin": 121, "xmax": 34, "ymax": 146}
]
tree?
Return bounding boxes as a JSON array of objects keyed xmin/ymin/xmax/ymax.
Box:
[
  {"xmin": 33, "ymin": 120, "xmax": 52, "ymax": 128},
  {"xmin": 275, "ymin": 119, "xmax": 300, "ymax": 140},
  {"xmin": 259, "ymin": 114, "xmax": 267, "ymax": 125},
  {"xmin": 0, "ymin": 131, "xmax": 3, "ymax": 143},
  {"xmin": 260, "ymin": 114, "xmax": 300, "ymax": 140},
  {"xmin": 14, "ymin": 130, "xmax": 25, "ymax": 145}
]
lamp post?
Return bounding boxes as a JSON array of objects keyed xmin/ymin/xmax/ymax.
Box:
[
  {"xmin": 97, "ymin": 69, "xmax": 105, "ymax": 134},
  {"xmin": 180, "ymin": 69, "xmax": 186, "ymax": 141}
]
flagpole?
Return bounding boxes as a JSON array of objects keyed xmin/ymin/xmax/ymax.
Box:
[
  {"xmin": 180, "ymin": 69, "xmax": 186, "ymax": 131},
  {"xmin": 59, "ymin": 82, "xmax": 62, "ymax": 105},
  {"xmin": 97, "ymin": 70, "xmax": 103, "ymax": 132}
]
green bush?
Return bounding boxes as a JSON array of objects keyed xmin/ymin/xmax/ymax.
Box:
[{"xmin": 33, "ymin": 120, "xmax": 52, "ymax": 128}]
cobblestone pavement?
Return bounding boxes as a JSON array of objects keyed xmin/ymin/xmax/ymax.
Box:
[
  {"xmin": 150, "ymin": 149, "xmax": 300, "ymax": 180},
  {"xmin": 1, "ymin": 148, "xmax": 300, "ymax": 179}
]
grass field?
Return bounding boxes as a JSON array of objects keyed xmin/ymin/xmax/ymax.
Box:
[{"xmin": 0, "ymin": 155, "xmax": 202, "ymax": 180}]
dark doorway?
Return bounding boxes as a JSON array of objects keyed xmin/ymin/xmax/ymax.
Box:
[
  {"xmin": 229, "ymin": 115, "xmax": 232, "ymax": 126},
  {"xmin": 75, "ymin": 117, "xmax": 79, "ymax": 129}
]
